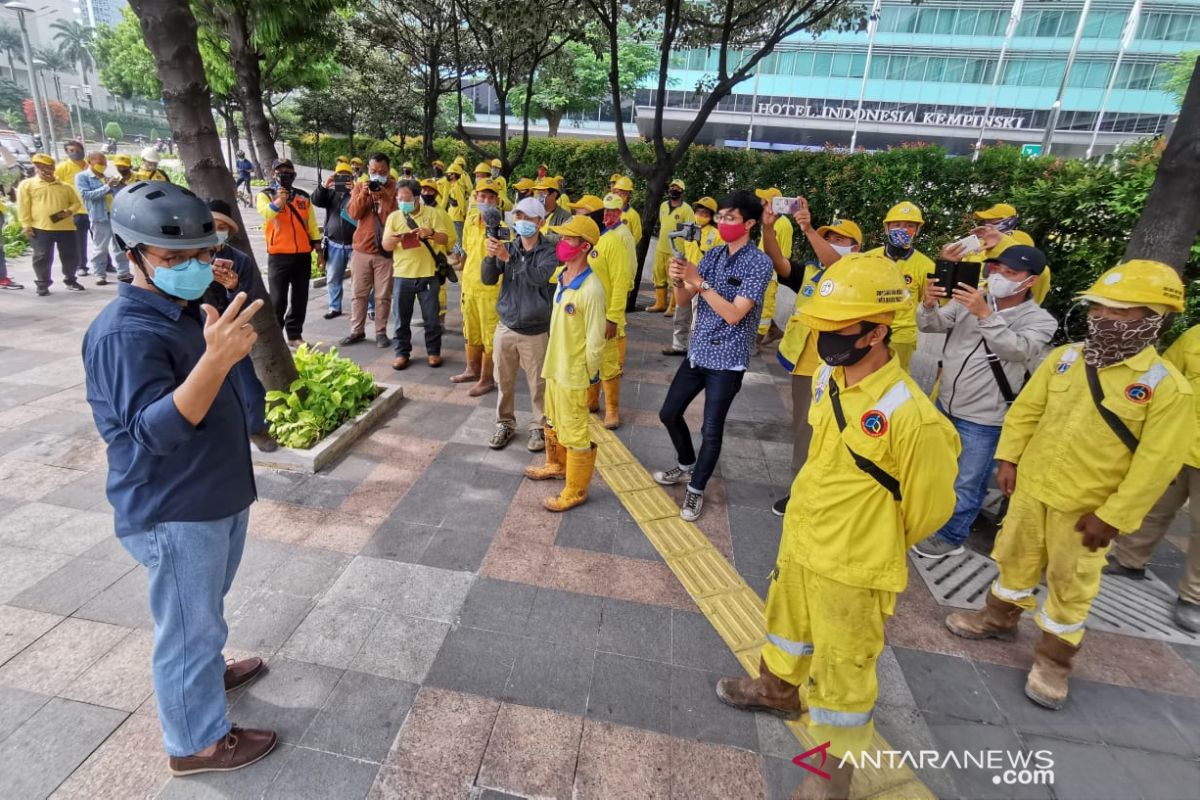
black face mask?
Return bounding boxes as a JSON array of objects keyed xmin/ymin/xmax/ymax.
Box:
[
  {"xmin": 817, "ymin": 327, "xmax": 876, "ymax": 367},
  {"xmin": 421, "ymin": 193, "xmax": 438, "ymax": 206},
  {"xmin": 277, "ymin": 172, "xmax": 296, "ymax": 189},
  {"xmin": 668, "ymin": 190, "xmax": 682, "ymax": 201}
]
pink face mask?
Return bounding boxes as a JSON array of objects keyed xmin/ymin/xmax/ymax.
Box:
[
  {"xmin": 556, "ymin": 239, "xmax": 588, "ymax": 262},
  {"xmin": 717, "ymin": 221, "xmax": 747, "ymax": 242}
]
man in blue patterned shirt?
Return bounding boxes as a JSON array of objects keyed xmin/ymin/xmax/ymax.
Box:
[{"xmin": 653, "ymin": 190, "xmax": 773, "ymax": 521}]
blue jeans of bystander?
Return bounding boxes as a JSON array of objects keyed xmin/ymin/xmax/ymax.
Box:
[{"xmin": 934, "ymin": 411, "xmax": 1003, "ymax": 546}]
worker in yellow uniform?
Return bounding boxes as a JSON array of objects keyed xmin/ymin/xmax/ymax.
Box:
[
  {"xmin": 256, "ymin": 157, "xmax": 322, "ymax": 346},
  {"xmin": 451, "ymin": 178, "xmax": 506, "ymax": 397},
  {"xmin": 716, "ymin": 253, "xmax": 959, "ymax": 798},
  {"xmin": 611, "ymin": 176, "xmax": 642, "ymax": 245},
  {"xmin": 474, "ymin": 160, "xmax": 511, "ymax": 211},
  {"xmin": 18, "ymin": 153, "xmax": 83, "ymax": 294},
  {"xmin": 648, "ymin": 178, "xmax": 693, "ymax": 313},
  {"xmin": 533, "ymin": 176, "xmax": 572, "ymax": 234},
  {"xmin": 753, "ymin": 187, "xmax": 794, "ymax": 350},
  {"xmin": 763, "ymin": 200, "xmax": 863, "ymax": 516},
  {"xmin": 442, "ymin": 163, "xmax": 469, "ymax": 262},
  {"xmin": 863, "ymin": 201, "xmax": 933, "ymax": 370},
  {"xmin": 1104, "ymin": 323, "xmax": 1200, "ymax": 632},
  {"xmin": 663, "ymin": 196, "xmax": 722, "ymax": 357},
  {"xmin": 523, "ymin": 214, "xmax": 606, "ymax": 512},
  {"xmin": 945, "ymin": 259, "xmax": 1194, "ymax": 710},
  {"xmin": 418, "ymin": 178, "xmax": 456, "ymax": 324},
  {"xmin": 966, "ymin": 203, "xmax": 1051, "ymax": 304},
  {"xmin": 349, "ymin": 157, "xmax": 365, "ymax": 181},
  {"xmin": 512, "ymin": 177, "xmax": 535, "ymax": 206},
  {"xmin": 135, "ymin": 147, "xmax": 172, "ymax": 182},
  {"xmin": 55, "ymin": 140, "xmax": 91, "ymax": 278}
]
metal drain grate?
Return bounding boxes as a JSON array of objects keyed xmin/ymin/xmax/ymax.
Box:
[{"xmin": 909, "ymin": 551, "xmax": 1200, "ymax": 645}]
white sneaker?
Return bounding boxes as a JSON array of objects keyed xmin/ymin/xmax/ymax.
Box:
[
  {"xmin": 681, "ymin": 490, "xmax": 704, "ymax": 522},
  {"xmin": 653, "ymin": 464, "xmax": 694, "ymax": 486}
]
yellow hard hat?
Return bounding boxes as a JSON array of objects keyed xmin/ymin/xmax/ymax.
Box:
[
  {"xmin": 513, "ymin": 177, "xmax": 535, "ymax": 191},
  {"xmin": 401, "ymin": 161, "xmax": 414, "ymax": 170},
  {"xmin": 669, "ymin": 178, "xmax": 685, "ymax": 191},
  {"xmin": 611, "ymin": 175, "xmax": 634, "ymax": 192},
  {"xmin": 755, "ymin": 187, "xmax": 782, "ymax": 201},
  {"xmin": 571, "ymin": 194, "xmax": 604, "ymax": 214},
  {"xmin": 490, "ymin": 158, "xmax": 502, "ymax": 168},
  {"xmin": 534, "ymin": 176, "xmax": 561, "ymax": 192},
  {"xmin": 335, "ymin": 155, "xmax": 350, "ymax": 165},
  {"xmin": 884, "ymin": 201, "xmax": 924, "ymax": 225},
  {"xmin": 816, "ymin": 218, "xmax": 863, "ymax": 246},
  {"xmin": 474, "ymin": 161, "xmax": 491, "ymax": 175},
  {"xmin": 432, "ymin": 159, "xmax": 445, "ymax": 169},
  {"xmin": 474, "ymin": 178, "xmax": 502, "ymax": 195},
  {"xmin": 419, "ymin": 178, "xmax": 439, "ymax": 193},
  {"xmin": 798, "ymin": 253, "xmax": 909, "ymax": 332},
  {"xmin": 350, "ymin": 157, "xmax": 364, "ymax": 166},
  {"xmin": 453, "ymin": 155, "xmax": 466, "ymax": 164},
  {"xmin": 975, "ymin": 203, "xmax": 1018, "ymax": 220},
  {"xmin": 602, "ymin": 193, "xmax": 625, "ymax": 210},
  {"xmin": 694, "ymin": 196, "xmax": 718, "ymax": 214},
  {"xmin": 31, "ymin": 153, "xmax": 54, "ymax": 166},
  {"xmin": 1010, "ymin": 230, "xmax": 1035, "ymax": 247},
  {"xmin": 335, "ymin": 162, "xmax": 353, "ymax": 174},
  {"xmin": 609, "ymin": 173, "xmax": 621, "ymax": 184},
  {"xmin": 1078, "ymin": 260, "xmax": 1184, "ymax": 314},
  {"xmin": 446, "ymin": 163, "xmax": 464, "ymax": 176},
  {"xmin": 550, "ymin": 214, "xmax": 600, "ymax": 245},
  {"xmin": 112, "ymin": 154, "xmax": 132, "ymax": 168}
]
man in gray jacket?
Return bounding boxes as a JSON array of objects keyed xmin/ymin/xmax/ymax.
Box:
[
  {"xmin": 483, "ymin": 197, "xmax": 559, "ymax": 452},
  {"xmin": 913, "ymin": 245, "xmax": 1057, "ymax": 558}
]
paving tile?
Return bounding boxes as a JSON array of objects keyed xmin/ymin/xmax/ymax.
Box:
[
  {"xmin": 893, "ymin": 645, "xmax": 1006, "ymax": 725},
  {"xmin": 59, "ymin": 628, "xmax": 154, "ymax": 712},
  {"xmin": 72, "ymin": 567, "xmax": 152, "ymax": 630},
  {"xmin": 360, "ymin": 519, "xmax": 438, "ymax": 564},
  {"xmin": 280, "ymin": 600, "xmax": 381, "ymax": 669},
  {"xmin": 0, "ymin": 697, "xmax": 127, "ymax": 800},
  {"xmin": 670, "ymin": 610, "xmax": 742, "ymax": 674},
  {"xmin": 80, "ymin": 534, "xmax": 135, "ymax": 565},
  {"xmin": 920, "ymin": 712, "xmax": 1052, "ymax": 800},
  {"xmin": 9, "ymin": 556, "xmax": 133, "ymax": 617},
  {"xmin": 284, "ymin": 477, "xmax": 360, "ymax": 510},
  {"xmin": 612, "ymin": 519, "xmax": 665, "ymax": 561},
  {"xmin": 554, "ymin": 512, "xmax": 616, "ymax": 553},
  {"xmin": 0, "ymin": 502, "xmax": 83, "ymax": 547},
  {"xmin": 729, "ymin": 506, "xmax": 783, "ymax": 578},
  {"xmin": 325, "ymin": 557, "xmax": 473, "ymax": 622},
  {"xmin": 587, "ymin": 651, "xmax": 672, "ymax": 735},
  {"xmin": 38, "ymin": 469, "xmax": 111, "ymax": 511},
  {"xmin": 263, "ymin": 744, "xmax": 380, "ymax": 799},
  {"xmin": 0, "ymin": 544, "xmax": 73, "ymax": 604},
  {"xmin": 350, "ymin": 612, "xmax": 449, "ymax": 684},
  {"xmin": 37, "ymin": 509, "xmax": 116, "ymax": 555},
  {"xmin": 225, "ymin": 588, "xmax": 316, "ymax": 654},
  {"xmin": 668, "ymin": 736, "xmax": 767, "ymax": 800},
  {"xmin": 300, "ymin": 669, "xmax": 418, "ymax": 763},
  {"xmin": 1108, "ymin": 744, "xmax": 1200, "ymax": 800},
  {"xmin": 526, "ymin": 587, "xmax": 603, "ymax": 647},
  {"xmin": 424, "ymin": 626, "xmax": 525, "ymax": 699},
  {"xmin": 0, "ymin": 685, "xmax": 51, "ymax": 744},
  {"xmin": 0, "ymin": 616, "xmax": 129, "ymax": 695},
  {"xmin": 1019, "ymin": 734, "xmax": 1141, "ymax": 800},
  {"xmin": 1069, "ymin": 679, "xmax": 1199, "ymax": 758},
  {"xmin": 157, "ymin": 749, "xmax": 283, "ymax": 799},
  {"xmin": 503, "ymin": 639, "xmax": 596, "ymax": 715},
  {"xmin": 597, "ymin": 597, "xmax": 673, "ymax": 663},
  {"xmin": 0, "ymin": 604, "xmax": 63, "ymax": 664},
  {"xmin": 477, "ymin": 703, "xmax": 583, "ymax": 800},
  {"xmin": 457, "ymin": 577, "xmax": 538, "ymax": 635},
  {"xmin": 973, "ymin": 659, "xmax": 1104, "ymax": 744},
  {"xmin": 261, "ymin": 546, "xmax": 352, "ymax": 600},
  {"xmin": 417, "ymin": 526, "xmax": 495, "ymax": 572},
  {"xmin": 668, "ymin": 665, "xmax": 759, "ymax": 750},
  {"xmin": 873, "ymin": 703, "xmax": 961, "ymax": 800},
  {"xmin": 574, "ymin": 719, "xmax": 672, "ymax": 799},
  {"xmin": 49, "ymin": 713, "xmax": 170, "ymax": 800},
  {"xmin": 230, "ymin": 657, "xmax": 342, "ymax": 743}
]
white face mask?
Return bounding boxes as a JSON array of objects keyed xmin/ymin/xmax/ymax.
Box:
[
  {"xmin": 830, "ymin": 243, "xmax": 854, "ymax": 257},
  {"xmin": 987, "ymin": 273, "xmax": 1029, "ymax": 299}
]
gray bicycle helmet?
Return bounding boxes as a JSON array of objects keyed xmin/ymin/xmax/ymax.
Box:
[{"xmin": 111, "ymin": 181, "xmax": 218, "ymax": 251}]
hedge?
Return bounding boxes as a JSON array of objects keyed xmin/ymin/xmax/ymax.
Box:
[{"xmin": 288, "ymin": 134, "xmax": 1199, "ymax": 340}]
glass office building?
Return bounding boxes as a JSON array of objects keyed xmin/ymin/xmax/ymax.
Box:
[{"xmin": 636, "ymin": 0, "xmax": 1200, "ymax": 156}]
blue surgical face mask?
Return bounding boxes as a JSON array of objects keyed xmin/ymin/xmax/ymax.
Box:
[
  {"xmin": 512, "ymin": 219, "xmax": 538, "ymax": 238},
  {"xmin": 398, "ymin": 200, "xmax": 416, "ymax": 214},
  {"xmin": 887, "ymin": 228, "xmax": 913, "ymax": 249},
  {"xmin": 476, "ymin": 201, "xmax": 495, "ymax": 214},
  {"xmin": 150, "ymin": 257, "xmax": 214, "ymax": 301},
  {"xmin": 215, "ymin": 230, "xmax": 229, "ymax": 246}
]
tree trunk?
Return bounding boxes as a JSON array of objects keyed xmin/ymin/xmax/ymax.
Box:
[
  {"xmin": 127, "ymin": 0, "xmax": 297, "ymax": 393},
  {"xmin": 1123, "ymin": 58, "xmax": 1200, "ymax": 273},
  {"xmin": 6, "ymin": 53, "xmax": 14, "ymax": 83},
  {"xmin": 422, "ymin": 87, "xmax": 437, "ymax": 165},
  {"xmin": 546, "ymin": 110, "xmax": 561, "ymax": 138},
  {"xmin": 222, "ymin": 6, "xmax": 275, "ymax": 179}
]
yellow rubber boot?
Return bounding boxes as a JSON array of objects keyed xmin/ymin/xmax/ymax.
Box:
[
  {"xmin": 451, "ymin": 344, "xmax": 482, "ymax": 384},
  {"xmin": 646, "ymin": 287, "xmax": 667, "ymax": 313},
  {"xmin": 524, "ymin": 427, "xmax": 566, "ymax": 481},
  {"xmin": 586, "ymin": 383, "xmax": 601, "ymax": 413},
  {"xmin": 544, "ymin": 444, "xmax": 596, "ymax": 512},
  {"xmin": 602, "ymin": 378, "xmax": 621, "ymax": 430},
  {"xmin": 468, "ymin": 351, "xmax": 496, "ymax": 397},
  {"xmin": 664, "ymin": 292, "xmax": 676, "ymax": 316}
]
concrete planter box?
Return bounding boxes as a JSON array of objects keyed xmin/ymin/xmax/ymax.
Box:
[{"xmin": 252, "ymin": 382, "xmax": 404, "ymax": 474}]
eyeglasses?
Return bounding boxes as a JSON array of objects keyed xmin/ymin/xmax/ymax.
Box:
[{"xmin": 714, "ymin": 213, "xmax": 742, "ymax": 224}]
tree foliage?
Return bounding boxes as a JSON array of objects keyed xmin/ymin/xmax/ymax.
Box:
[
  {"xmin": 0, "ymin": 79, "xmax": 25, "ymax": 115},
  {"xmin": 50, "ymin": 19, "xmax": 96, "ymax": 91},
  {"xmin": 1165, "ymin": 51, "xmax": 1198, "ymax": 107},
  {"xmin": 23, "ymin": 97, "xmax": 70, "ymax": 129}
]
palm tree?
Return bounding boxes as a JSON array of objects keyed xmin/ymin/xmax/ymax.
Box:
[
  {"xmin": 0, "ymin": 26, "xmax": 24, "ymax": 85},
  {"xmin": 34, "ymin": 47, "xmax": 71, "ymax": 103},
  {"xmin": 50, "ymin": 20, "xmax": 95, "ymax": 106}
]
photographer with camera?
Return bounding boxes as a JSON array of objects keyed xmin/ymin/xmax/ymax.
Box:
[
  {"xmin": 256, "ymin": 158, "xmax": 321, "ymax": 347},
  {"xmin": 312, "ymin": 161, "xmax": 358, "ymax": 321},
  {"xmin": 341, "ymin": 153, "xmax": 399, "ymax": 348},
  {"xmin": 753, "ymin": 188, "xmax": 795, "ymax": 351},
  {"xmin": 648, "ymin": 178, "xmax": 694, "ymax": 314},
  {"xmin": 912, "ymin": 244, "xmax": 1056, "ymax": 560}
]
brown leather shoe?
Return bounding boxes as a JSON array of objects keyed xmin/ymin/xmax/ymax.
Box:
[
  {"xmin": 224, "ymin": 656, "xmax": 266, "ymax": 692},
  {"xmin": 167, "ymin": 727, "xmax": 278, "ymax": 776},
  {"xmin": 392, "ymin": 356, "xmax": 410, "ymax": 371},
  {"xmin": 428, "ymin": 354, "xmax": 443, "ymax": 367},
  {"xmin": 715, "ymin": 656, "xmax": 804, "ymax": 720}
]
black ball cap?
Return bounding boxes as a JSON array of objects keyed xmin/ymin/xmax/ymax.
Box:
[
  {"xmin": 272, "ymin": 158, "xmax": 294, "ymax": 171},
  {"xmin": 990, "ymin": 245, "xmax": 1046, "ymax": 275}
]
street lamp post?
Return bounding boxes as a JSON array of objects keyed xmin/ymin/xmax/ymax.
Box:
[
  {"xmin": 4, "ymin": 2, "xmax": 50, "ymax": 156},
  {"xmin": 68, "ymin": 84, "xmax": 88, "ymax": 143},
  {"xmin": 1041, "ymin": 0, "xmax": 1093, "ymax": 156},
  {"xmin": 32, "ymin": 58, "xmax": 55, "ymax": 156}
]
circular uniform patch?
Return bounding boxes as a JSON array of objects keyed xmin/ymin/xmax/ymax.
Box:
[
  {"xmin": 818, "ymin": 279, "xmax": 835, "ymax": 297},
  {"xmin": 802, "ymin": 285, "xmax": 815, "ymax": 297},
  {"xmin": 904, "ymin": 274, "xmax": 913, "ymax": 285},
  {"xmin": 564, "ymin": 302, "xmax": 577, "ymax": 316},
  {"xmin": 1124, "ymin": 383, "xmax": 1152, "ymax": 404},
  {"xmin": 861, "ymin": 410, "xmax": 888, "ymax": 437},
  {"xmin": 1055, "ymin": 361, "xmax": 1072, "ymax": 374}
]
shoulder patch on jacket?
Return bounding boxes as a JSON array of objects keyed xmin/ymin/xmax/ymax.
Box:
[{"xmin": 1054, "ymin": 345, "xmax": 1081, "ymax": 374}]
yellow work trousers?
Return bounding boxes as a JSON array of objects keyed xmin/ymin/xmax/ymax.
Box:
[
  {"xmin": 762, "ymin": 563, "xmax": 894, "ymax": 759},
  {"xmin": 757, "ymin": 278, "xmax": 778, "ymax": 335},
  {"xmin": 652, "ymin": 248, "xmax": 672, "ymax": 288},
  {"xmin": 892, "ymin": 340, "xmax": 915, "ymax": 371},
  {"xmin": 600, "ymin": 336, "xmax": 626, "ymax": 381},
  {"xmin": 990, "ymin": 489, "xmax": 1109, "ymax": 646},
  {"xmin": 439, "ymin": 282, "xmax": 448, "ymax": 315},
  {"xmin": 461, "ymin": 290, "xmax": 500, "ymax": 352},
  {"xmin": 544, "ymin": 379, "xmax": 591, "ymax": 450}
]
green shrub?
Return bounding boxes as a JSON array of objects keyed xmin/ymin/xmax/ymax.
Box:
[
  {"xmin": 104, "ymin": 121, "xmax": 124, "ymax": 140},
  {"xmin": 265, "ymin": 345, "xmax": 379, "ymax": 449},
  {"xmin": 3, "ymin": 218, "xmax": 28, "ymax": 259}
]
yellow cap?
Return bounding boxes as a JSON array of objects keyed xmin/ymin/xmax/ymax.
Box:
[
  {"xmin": 31, "ymin": 153, "xmax": 54, "ymax": 166},
  {"xmin": 611, "ymin": 175, "xmax": 634, "ymax": 192},
  {"xmin": 884, "ymin": 201, "xmax": 924, "ymax": 225},
  {"xmin": 335, "ymin": 155, "xmax": 350, "ymax": 165},
  {"xmin": 571, "ymin": 194, "xmax": 604, "ymax": 214},
  {"xmin": 798, "ymin": 253, "xmax": 909, "ymax": 332},
  {"xmin": 513, "ymin": 177, "xmax": 535, "ymax": 191},
  {"xmin": 550, "ymin": 214, "xmax": 600, "ymax": 245},
  {"xmin": 401, "ymin": 162, "xmax": 414, "ymax": 169},
  {"xmin": 491, "ymin": 158, "xmax": 503, "ymax": 168},
  {"xmin": 112, "ymin": 154, "xmax": 132, "ymax": 167},
  {"xmin": 534, "ymin": 176, "xmax": 561, "ymax": 192},
  {"xmin": 816, "ymin": 218, "xmax": 863, "ymax": 246},
  {"xmin": 474, "ymin": 161, "xmax": 491, "ymax": 175},
  {"xmin": 755, "ymin": 187, "xmax": 782, "ymax": 201},
  {"xmin": 669, "ymin": 178, "xmax": 685, "ymax": 191},
  {"xmin": 1010, "ymin": 230, "xmax": 1035, "ymax": 247},
  {"xmin": 694, "ymin": 196, "xmax": 718, "ymax": 214},
  {"xmin": 602, "ymin": 193, "xmax": 624, "ymax": 210},
  {"xmin": 419, "ymin": 178, "xmax": 439, "ymax": 193},
  {"xmin": 1077, "ymin": 260, "xmax": 1184, "ymax": 314},
  {"xmin": 432, "ymin": 160, "xmax": 445, "ymax": 169},
  {"xmin": 335, "ymin": 162, "xmax": 353, "ymax": 174},
  {"xmin": 350, "ymin": 157, "xmax": 364, "ymax": 166},
  {"xmin": 975, "ymin": 203, "xmax": 1018, "ymax": 220},
  {"xmin": 474, "ymin": 178, "xmax": 502, "ymax": 195},
  {"xmin": 446, "ymin": 163, "xmax": 464, "ymax": 176},
  {"xmin": 453, "ymin": 155, "xmax": 466, "ymax": 164}
]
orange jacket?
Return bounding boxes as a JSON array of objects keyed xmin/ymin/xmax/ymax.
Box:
[{"xmin": 257, "ymin": 187, "xmax": 319, "ymax": 255}]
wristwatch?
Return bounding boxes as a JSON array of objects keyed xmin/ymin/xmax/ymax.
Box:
[{"xmin": 699, "ymin": 280, "xmax": 713, "ymax": 292}]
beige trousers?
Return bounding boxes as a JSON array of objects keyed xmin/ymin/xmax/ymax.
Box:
[
  {"xmin": 1113, "ymin": 465, "xmax": 1200, "ymax": 604},
  {"xmin": 493, "ymin": 323, "xmax": 548, "ymax": 430}
]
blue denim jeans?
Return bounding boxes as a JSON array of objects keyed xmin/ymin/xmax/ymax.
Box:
[
  {"xmin": 659, "ymin": 359, "xmax": 745, "ymax": 493},
  {"xmin": 325, "ymin": 241, "xmax": 353, "ymax": 312},
  {"xmin": 935, "ymin": 411, "xmax": 1003, "ymax": 546},
  {"xmin": 233, "ymin": 358, "xmax": 268, "ymax": 435},
  {"xmin": 119, "ymin": 509, "xmax": 250, "ymax": 756}
]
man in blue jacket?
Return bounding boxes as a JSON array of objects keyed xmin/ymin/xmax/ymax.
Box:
[{"xmin": 74, "ymin": 151, "xmax": 130, "ymax": 285}]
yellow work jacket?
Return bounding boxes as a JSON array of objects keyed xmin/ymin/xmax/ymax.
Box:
[
  {"xmin": 461, "ymin": 208, "xmax": 504, "ymax": 294},
  {"xmin": 683, "ymin": 222, "xmax": 722, "ymax": 266},
  {"xmin": 621, "ymin": 207, "xmax": 643, "ymax": 245},
  {"xmin": 588, "ymin": 222, "xmax": 636, "ymax": 335},
  {"xmin": 134, "ymin": 167, "xmax": 171, "ymax": 183},
  {"xmin": 863, "ymin": 246, "xmax": 932, "ymax": 347},
  {"xmin": 442, "ymin": 179, "xmax": 469, "ymax": 222},
  {"xmin": 1164, "ymin": 326, "xmax": 1200, "ymax": 468},
  {"xmin": 542, "ymin": 266, "xmax": 607, "ymax": 389},
  {"xmin": 996, "ymin": 343, "xmax": 1195, "ymax": 533},
  {"xmin": 777, "ymin": 262, "xmax": 829, "ymax": 377},
  {"xmin": 54, "ymin": 159, "xmax": 87, "ymax": 213},
  {"xmin": 655, "ymin": 200, "xmax": 694, "ymax": 253},
  {"xmin": 383, "ymin": 204, "xmax": 454, "ymax": 279},
  {"xmin": 758, "ymin": 217, "xmax": 794, "ymax": 283},
  {"xmin": 783, "ymin": 356, "xmax": 960, "ymax": 592},
  {"xmin": 17, "ymin": 176, "xmax": 81, "ymax": 231}
]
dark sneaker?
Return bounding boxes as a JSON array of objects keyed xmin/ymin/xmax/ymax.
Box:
[
  {"xmin": 376, "ymin": 334, "xmax": 391, "ymax": 348},
  {"xmin": 489, "ymin": 424, "xmax": 515, "ymax": 450},
  {"xmin": 1174, "ymin": 599, "xmax": 1200, "ymax": 633},
  {"xmin": 117, "ymin": 274, "xmax": 134, "ymax": 284},
  {"xmin": 912, "ymin": 534, "xmax": 965, "ymax": 559},
  {"xmin": 323, "ymin": 310, "xmax": 342, "ymax": 320},
  {"xmin": 681, "ymin": 489, "xmax": 704, "ymax": 522},
  {"xmin": 167, "ymin": 726, "xmax": 277, "ymax": 776},
  {"xmin": 771, "ymin": 495, "xmax": 789, "ymax": 517},
  {"xmin": 0, "ymin": 277, "xmax": 24, "ymax": 290},
  {"xmin": 96, "ymin": 276, "xmax": 108, "ymax": 286},
  {"xmin": 224, "ymin": 657, "xmax": 267, "ymax": 692},
  {"xmin": 661, "ymin": 347, "xmax": 687, "ymax": 356},
  {"xmin": 653, "ymin": 464, "xmax": 694, "ymax": 486},
  {"xmin": 36, "ymin": 287, "xmax": 49, "ymax": 296},
  {"xmin": 339, "ymin": 333, "xmax": 365, "ymax": 346},
  {"xmin": 527, "ymin": 428, "xmax": 545, "ymax": 452},
  {"xmin": 250, "ymin": 432, "xmax": 278, "ymax": 453},
  {"xmin": 77, "ymin": 267, "xmax": 90, "ymax": 276},
  {"xmin": 65, "ymin": 281, "xmax": 85, "ymax": 291},
  {"xmin": 1102, "ymin": 561, "xmax": 1147, "ymax": 580}
]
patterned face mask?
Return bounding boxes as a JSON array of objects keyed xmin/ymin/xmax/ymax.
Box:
[
  {"xmin": 993, "ymin": 216, "xmax": 1020, "ymax": 233},
  {"xmin": 1083, "ymin": 314, "xmax": 1163, "ymax": 368}
]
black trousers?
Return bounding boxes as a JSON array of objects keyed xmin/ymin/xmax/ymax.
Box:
[
  {"xmin": 73, "ymin": 214, "xmax": 90, "ymax": 273},
  {"xmin": 658, "ymin": 358, "xmax": 745, "ymax": 493},
  {"xmin": 30, "ymin": 229, "xmax": 80, "ymax": 290},
  {"xmin": 267, "ymin": 252, "xmax": 312, "ymax": 341}
]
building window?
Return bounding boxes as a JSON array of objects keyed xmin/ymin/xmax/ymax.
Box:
[{"xmin": 954, "ymin": 10, "xmax": 978, "ymax": 37}]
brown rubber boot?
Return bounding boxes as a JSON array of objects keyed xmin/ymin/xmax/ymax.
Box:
[
  {"xmin": 944, "ymin": 592, "xmax": 1024, "ymax": 641},
  {"xmin": 586, "ymin": 383, "xmax": 601, "ymax": 413},
  {"xmin": 1025, "ymin": 631, "xmax": 1080, "ymax": 710},
  {"xmin": 468, "ymin": 351, "xmax": 496, "ymax": 396},
  {"xmin": 544, "ymin": 444, "xmax": 596, "ymax": 512},
  {"xmin": 715, "ymin": 656, "xmax": 804, "ymax": 720},
  {"xmin": 664, "ymin": 293, "xmax": 676, "ymax": 316},
  {"xmin": 646, "ymin": 287, "xmax": 667, "ymax": 313},
  {"xmin": 451, "ymin": 344, "xmax": 482, "ymax": 384},
  {"xmin": 602, "ymin": 378, "xmax": 621, "ymax": 429},
  {"xmin": 524, "ymin": 427, "xmax": 566, "ymax": 480},
  {"xmin": 789, "ymin": 758, "xmax": 854, "ymax": 800}
]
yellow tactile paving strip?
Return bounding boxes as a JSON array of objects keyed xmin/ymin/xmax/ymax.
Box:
[{"xmin": 589, "ymin": 418, "xmax": 934, "ymax": 800}]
